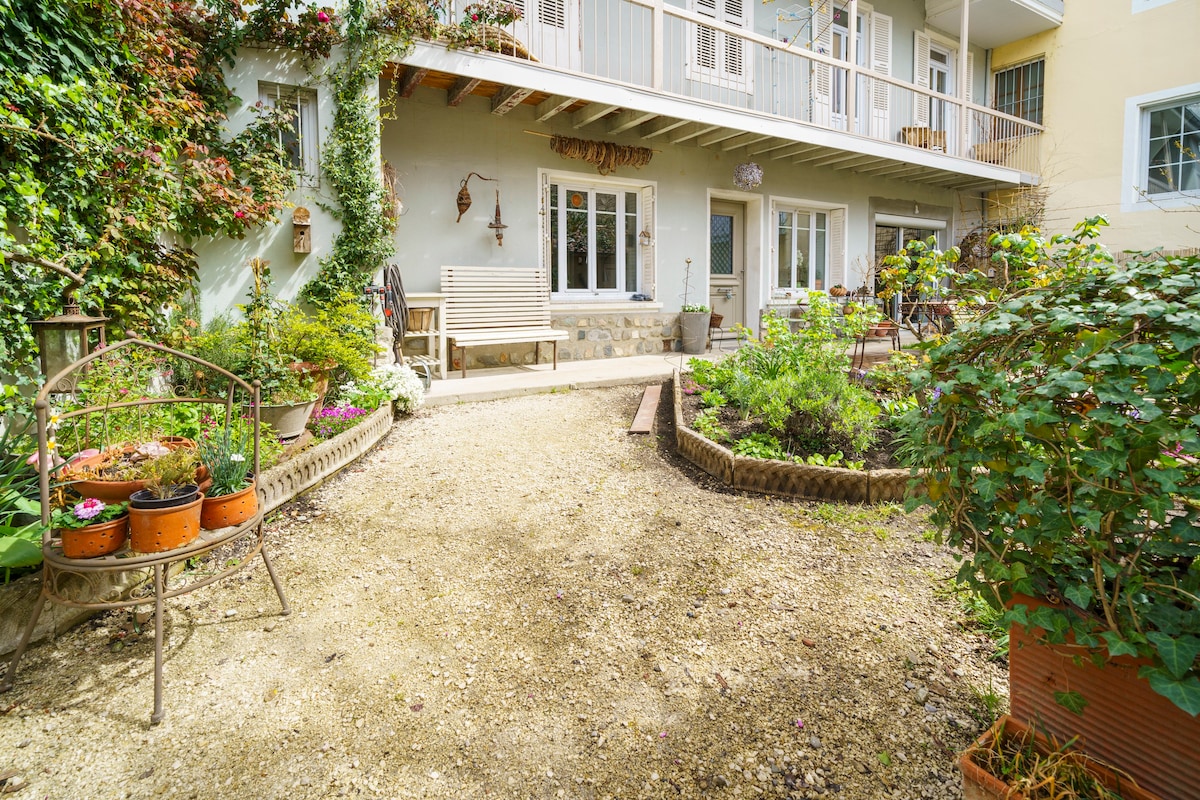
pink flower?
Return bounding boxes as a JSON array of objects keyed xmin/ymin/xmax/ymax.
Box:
[
  {"xmin": 235, "ymin": 210, "xmax": 246, "ymax": 219},
  {"xmin": 471, "ymin": 13, "xmax": 479, "ymax": 20},
  {"xmin": 317, "ymin": 10, "xmax": 330, "ymax": 22},
  {"xmin": 74, "ymin": 498, "xmax": 106, "ymax": 521}
]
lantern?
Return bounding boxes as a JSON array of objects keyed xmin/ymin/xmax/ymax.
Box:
[{"xmin": 32, "ymin": 298, "xmax": 107, "ymax": 391}]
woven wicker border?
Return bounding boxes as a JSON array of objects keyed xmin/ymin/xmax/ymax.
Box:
[{"xmin": 673, "ymin": 372, "xmax": 920, "ymax": 504}]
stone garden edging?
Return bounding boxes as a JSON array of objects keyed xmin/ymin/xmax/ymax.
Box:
[
  {"xmin": 0, "ymin": 402, "xmax": 395, "ymax": 657},
  {"xmin": 672, "ymin": 373, "xmax": 917, "ymax": 504}
]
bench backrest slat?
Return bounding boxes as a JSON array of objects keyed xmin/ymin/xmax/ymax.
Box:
[{"xmin": 441, "ymin": 266, "xmax": 554, "ymax": 334}]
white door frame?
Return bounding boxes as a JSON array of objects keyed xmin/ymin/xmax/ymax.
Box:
[{"xmin": 706, "ymin": 189, "xmax": 764, "ymax": 327}]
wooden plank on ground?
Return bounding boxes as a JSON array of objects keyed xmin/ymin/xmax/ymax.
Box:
[{"xmin": 629, "ymin": 385, "xmax": 662, "ymax": 435}]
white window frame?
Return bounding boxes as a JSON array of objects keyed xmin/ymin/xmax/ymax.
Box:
[
  {"xmin": 542, "ymin": 171, "xmax": 652, "ymax": 300},
  {"xmin": 258, "ymin": 82, "xmax": 319, "ymax": 188},
  {"xmin": 1122, "ymin": 82, "xmax": 1200, "ymax": 211},
  {"xmin": 687, "ymin": 0, "xmax": 753, "ymax": 94},
  {"xmin": 770, "ymin": 197, "xmax": 847, "ymax": 293}
]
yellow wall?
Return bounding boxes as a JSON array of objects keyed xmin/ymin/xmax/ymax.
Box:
[{"xmin": 991, "ymin": 0, "xmax": 1200, "ymax": 252}]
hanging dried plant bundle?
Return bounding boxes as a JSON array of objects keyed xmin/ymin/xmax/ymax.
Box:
[{"xmin": 550, "ymin": 134, "xmax": 653, "ymax": 176}]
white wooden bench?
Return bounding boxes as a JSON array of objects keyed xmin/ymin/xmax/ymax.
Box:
[{"xmin": 441, "ymin": 266, "xmax": 569, "ymax": 378}]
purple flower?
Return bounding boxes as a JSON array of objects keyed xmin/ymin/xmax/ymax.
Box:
[{"xmin": 74, "ymin": 498, "xmax": 106, "ymax": 521}]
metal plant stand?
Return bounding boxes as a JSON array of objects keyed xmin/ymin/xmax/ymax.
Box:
[{"xmin": 0, "ymin": 338, "xmax": 290, "ymax": 724}]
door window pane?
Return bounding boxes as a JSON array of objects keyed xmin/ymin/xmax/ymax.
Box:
[
  {"xmin": 813, "ymin": 213, "xmax": 827, "ymax": 290},
  {"xmin": 711, "ymin": 214, "xmax": 734, "ymax": 275},
  {"xmin": 550, "ymin": 184, "xmax": 560, "ymax": 292},
  {"xmin": 795, "ymin": 214, "xmax": 812, "ymax": 288},
  {"xmin": 596, "ymin": 192, "xmax": 617, "ymax": 290},
  {"xmin": 565, "ymin": 189, "xmax": 589, "ymax": 289},
  {"xmin": 625, "ymin": 192, "xmax": 638, "ymax": 291},
  {"xmin": 777, "ymin": 212, "xmax": 793, "ymax": 288}
]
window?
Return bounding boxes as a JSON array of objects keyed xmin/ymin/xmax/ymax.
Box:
[
  {"xmin": 993, "ymin": 59, "xmax": 1044, "ymax": 124},
  {"xmin": 688, "ymin": 0, "xmax": 752, "ymax": 93},
  {"xmin": 776, "ymin": 209, "xmax": 828, "ymax": 291},
  {"xmin": 548, "ymin": 182, "xmax": 642, "ymax": 296},
  {"xmin": 1144, "ymin": 96, "xmax": 1200, "ymax": 196},
  {"xmin": 259, "ymin": 82, "xmax": 319, "ymax": 187}
]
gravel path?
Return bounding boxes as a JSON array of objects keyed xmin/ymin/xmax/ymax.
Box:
[{"xmin": 0, "ymin": 386, "xmax": 1006, "ymax": 799}]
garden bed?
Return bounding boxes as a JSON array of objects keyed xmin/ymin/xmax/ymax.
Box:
[{"xmin": 673, "ymin": 374, "xmax": 918, "ymax": 504}]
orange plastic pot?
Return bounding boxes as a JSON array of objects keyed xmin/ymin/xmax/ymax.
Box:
[
  {"xmin": 58, "ymin": 515, "xmax": 129, "ymax": 559},
  {"xmin": 200, "ymin": 482, "xmax": 258, "ymax": 530},
  {"xmin": 65, "ymin": 440, "xmax": 208, "ymax": 503},
  {"xmin": 128, "ymin": 495, "xmax": 202, "ymax": 553}
]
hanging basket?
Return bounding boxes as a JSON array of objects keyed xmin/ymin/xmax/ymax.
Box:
[{"xmin": 733, "ymin": 162, "xmax": 763, "ymax": 190}]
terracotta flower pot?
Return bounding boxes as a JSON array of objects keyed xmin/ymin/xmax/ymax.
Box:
[
  {"xmin": 128, "ymin": 495, "xmax": 203, "ymax": 553},
  {"xmin": 200, "ymin": 481, "xmax": 258, "ymax": 530},
  {"xmin": 65, "ymin": 440, "xmax": 207, "ymax": 503},
  {"xmin": 58, "ymin": 515, "xmax": 129, "ymax": 559}
]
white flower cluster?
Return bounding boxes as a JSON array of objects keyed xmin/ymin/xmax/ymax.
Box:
[{"xmin": 373, "ymin": 363, "xmax": 425, "ymax": 415}]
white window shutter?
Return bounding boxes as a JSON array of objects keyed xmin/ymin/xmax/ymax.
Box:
[
  {"xmin": 540, "ymin": 174, "xmax": 553, "ymax": 279},
  {"xmin": 828, "ymin": 208, "xmax": 846, "ymax": 288},
  {"xmin": 869, "ymin": 12, "xmax": 892, "ymax": 139},
  {"xmin": 965, "ymin": 50, "xmax": 975, "ymax": 104},
  {"xmin": 810, "ymin": 0, "xmax": 833, "ymax": 126},
  {"xmin": 640, "ymin": 186, "xmax": 656, "ymax": 300},
  {"xmin": 913, "ymin": 31, "xmax": 931, "ymax": 127}
]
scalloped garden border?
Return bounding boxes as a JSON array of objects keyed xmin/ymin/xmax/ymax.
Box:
[
  {"xmin": 0, "ymin": 402, "xmax": 395, "ymax": 656},
  {"xmin": 672, "ymin": 373, "xmax": 918, "ymax": 504}
]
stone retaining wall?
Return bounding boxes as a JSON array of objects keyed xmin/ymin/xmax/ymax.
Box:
[
  {"xmin": 0, "ymin": 402, "xmax": 396, "ymax": 657},
  {"xmin": 672, "ymin": 373, "xmax": 919, "ymax": 504}
]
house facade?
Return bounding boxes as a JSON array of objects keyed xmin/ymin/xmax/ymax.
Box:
[
  {"xmin": 197, "ymin": 0, "xmax": 1061, "ymax": 371},
  {"xmin": 990, "ymin": 0, "xmax": 1199, "ymax": 254}
]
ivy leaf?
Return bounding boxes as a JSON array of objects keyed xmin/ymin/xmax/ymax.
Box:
[
  {"xmin": 1053, "ymin": 690, "xmax": 1088, "ymax": 716},
  {"xmin": 1063, "ymin": 584, "xmax": 1092, "ymax": 611},
  {"xmin": 1100, "ymin": 631, "xmax": 1141, "ymax": 658},
  {"xmin": 1145, "ymin": 633, "xmax": 1200, "ymax": 680},
  {"xmin": 1139, "ymin": 667, "xmax": 1200, "ymax": 717}
]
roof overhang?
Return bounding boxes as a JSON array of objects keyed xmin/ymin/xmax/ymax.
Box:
[{"xmin": 925, "ymin": 0, "xmax": 1063, "ymax": 49}]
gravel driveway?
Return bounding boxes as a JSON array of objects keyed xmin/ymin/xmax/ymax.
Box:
[{"xmin": 0, "ymin": 386, "xmax": 1006, "ymax": 799}]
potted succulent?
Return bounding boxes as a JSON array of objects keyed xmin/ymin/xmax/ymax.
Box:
[
  {"xmin": 128, "ymin": 448, "xmax": 203, "ymax": 553},
  {"xmin": 679, "ymin": 304, "xmax": 711, "ymax": 355},
  {"xmin": 198, "ymin": 425, "xmax": 258, "ymax": 530},
  {"xmin": 50, "ymin": 498, "xmax": 129, "ymax": 559},
  {"xmin": 902, "ymin": 228, "xmax": 1200, "ymax": 800},
  {"xmin": 64, "ymin": 439, "xmax": 203, "ymax": 503}
]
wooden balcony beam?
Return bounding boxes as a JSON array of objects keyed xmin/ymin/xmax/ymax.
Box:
[
  {"xmin": 639, "ymin": 117, "xmax": 689, "ymax": 140},
  {"xmin": 491, "ymin": 86, "xmax": 534, "ymax": 115},
  {"xmin": 571, "ymin": 103, "xmax": 620, "ymax": 129},
  {"xmin": 698, "ymin": 129, "xmax": 743, "ymax": 148},
  {"xmin": 748, "ymin": 139, "xmax": 795, "ymax": 156},
  {"xmin": 852, "ymin": 161, "xmax": 924, "ymax": 177},
  {"xmin": 802, "ymin": 151, "xmax": 870, "ymax": 168},
  {"xmin": 608, "ymin": 110, "xmax": 658, "ymax": 135},
  {"xmin": 671, "ymin": 123, "xmax": 721, "ymax": 144},
  {"xmin": 721, "ymin": 133, "xmax": 773, "ymax": 152},
  {"xmin": 534, "ymin": 95, "xmax": 576, "ymax": 122},
  {"xmin": 447, "ymin": 77, "xmax": 482, "ymax": 107},
  {"xmin": 770, "ymin": 144, "xmax": 821, "ymax": 160},
  {"xmin": 399, "ymin": 67, "xmax": 428, "ymax": 99}
]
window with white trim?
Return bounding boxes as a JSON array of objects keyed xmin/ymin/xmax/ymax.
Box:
[
  {"xmin": 993, "ymin": 58, "xmax": 1044, "ymax": 125},
  {"xmin": 1144, "ymin": 95, "xmax": 1200, "ymax": 197},
  {"xmin": 259, "ymin": 82, "xmax": 319, "ymax": 187},
  {"xmin": 688, "ymin": 0, "xmax": 752, "ymax": 93},
  {"xmin": 548, "ymin": 181, "xmax": 643, "ymax": 296},
  {"xmin": 776, "ymin": 208, "xmax": 829, "ymax": 291}
]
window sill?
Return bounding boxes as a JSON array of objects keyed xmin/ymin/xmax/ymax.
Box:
[{"xmin": 551, "ymin": 300, "xmax": 663, "ymax": 313}]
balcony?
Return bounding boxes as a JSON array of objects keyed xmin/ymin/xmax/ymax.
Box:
[
  {"xmin": 925, "ymin": 0, "xmax": 1064, "ymax": 49},
  {"xmin": 392, "ymin": 0, "xmax": 1043, "ymax": 189}
]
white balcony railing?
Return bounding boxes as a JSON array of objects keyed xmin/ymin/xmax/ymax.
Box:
[{"xmin": 448, "ymin": 0, "xmax": 1042, "ymax": 177}]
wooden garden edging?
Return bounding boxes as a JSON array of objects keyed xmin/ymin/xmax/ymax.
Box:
[
  {"xmin": 0, "ymin": 402, "xmax": 395, "ymax": 657},
  {"xmin": 672, "ymin": 373, "xmax": 918, "ymax": 504}
]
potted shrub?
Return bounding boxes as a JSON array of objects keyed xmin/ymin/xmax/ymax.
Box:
[
  {"xmin": 50, "ymin": 498, "xmax": 129, "ymax": 559},
  {"xmin": 128, "ymin": 448, "xmax": 203, "ymax": 553},
  {"xmin": 679, "ymin": 304, "xmax": 711, "ymax": 355},
  {"xmin": 197, "ymin": 425, "xmax": 257, "ymax": 530},
  {"xmin": 902, "ymin": 224, "xmax": 1200, "ymax": 800},
  {"xmin": 64, "ymin": 439, "xmax": 203, "ymax": 503}
]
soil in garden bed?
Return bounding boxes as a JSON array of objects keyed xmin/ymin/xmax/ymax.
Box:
[{"xmin": 679, "ymin": 389, "xmax": 902, "ymax": 470}]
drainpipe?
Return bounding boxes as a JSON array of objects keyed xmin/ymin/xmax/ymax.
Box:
[{"xmin": 958, "ymin": 0, "xmax": 970, "ymax": 157}]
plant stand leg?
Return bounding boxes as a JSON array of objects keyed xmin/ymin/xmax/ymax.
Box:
[
  {"xmin": 260, "ymin": 546, "xmax": 291, "ymax": 616},
  {"xmin": 151, "ymin": 564, "xmax": 165, "ymax": 725},
  {"xmin": 0, "ymin": 589, "xmax": 49, "ymax": 692}
]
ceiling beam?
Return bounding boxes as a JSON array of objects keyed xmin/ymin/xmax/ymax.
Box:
[
  {"xmin": 671, "ymin": 123, "xmax": 721, "ymax": 144},
  {"xmin": 447, "ymin": 77, "xmax": 481, "ymax": 107},
  {"xmin": 491, "ymin": 86, "xmax": 534, "ymax": 115},
  {"xmin": 534, "ymin": 94, "xmax": 576, "ymax": 122},
  {"xmin": 802, "ymin": 151, "xmax": 871, "ymax": 168},
  {"xmin": 748, "ymin": 139, "xmax": 795, "ymax": 156},
  {"xmin": 399, "ymin": 67, "xmax": 428, "ymax": 99},
  {"xmin": 697, "ymin": 129, "xmax": 743, "ymax": 148},
  {"xmin": 721, "ymin": 133, "xmax": 773, "ymax": 152},
  {"xmin": 639, "ymin": 117, "xmax": 689, "ymax": 140},
  {"xmin": 571, "ymin": 103, "xmax": 620, "ymax": 129},
  {"xmin": 770, "ymin": 144, "xmax": 821, "ymax": 160},
  {"xmin": 829, "ymin": 156, "xmax": 883, "ymax": 171},
  {"xmin": 608, "ymin": 109, "xmax": 658, "ymax": 135}
]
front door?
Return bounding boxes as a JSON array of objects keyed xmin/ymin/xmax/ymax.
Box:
[{"xmin": 709, "ymin": 200, "xmax": 745, "ymax": 332}]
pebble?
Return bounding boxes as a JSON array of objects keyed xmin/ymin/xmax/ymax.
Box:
[
  {"xmin": 714, "ymin": 775, "xmax": 731, "ymax": 787},
  {"xmin": 809, "ymin": 736, "xmax": 822, "ymax": 749},
  {"xmin": 915, "ymin": 687, "xmax": 929, "ymax": 703},
  {"xmin": 719, "ymin": 588, "xmax": 732, "ymax": 595},
  {"xmin": 622, "ymin": 595, "xmax": 635, "ymax": 604}
]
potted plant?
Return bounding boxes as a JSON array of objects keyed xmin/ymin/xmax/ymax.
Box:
[
  {"xmin": 198, "ymin": 425, "xmax": 258, "ymax": 530},
  {"xmin": 128, "ymin": 448, "xmax": 203, "ymax": 553},
  {"xmin": 64, "ymin": 439, "xmax": 207, "ymax": 503},
  {"xmin": 959, "ymin": 715, "xmax": 1160, "ymax": 800},
  {"xmin": 679, "ymin": 304, "xmax": 711, "ymax": 355},
  {"xmin": 51, "ymin": 498, "xmax": 129, "ymax": 559},
  {"xmin": 828, "ymin": 284, "xmax": 847, "ymax": 297},
  {"xmin": 902, "ymin": 224, "xmax": 1200, "ymax": 800}
]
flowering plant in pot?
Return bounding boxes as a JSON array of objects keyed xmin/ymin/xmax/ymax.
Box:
[
  {"xmin": 50, "ymin": 498, "xmax": 129, "ymax": 559},
  {"xmin": 899, "ymin": 220, "xmax": 1200, "ymax": 797},
  {"xmin": 198, "ymin": 425, "xmax": 258, "ymax": 530},
  {"xmin": 128, "ymin": 448, "xmax": 203, "ymax": 553}
]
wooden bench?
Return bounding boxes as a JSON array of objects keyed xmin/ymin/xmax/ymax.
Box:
[{"xmin": 441, "ymin": 266, "xmax": 569, "ymax": 378}]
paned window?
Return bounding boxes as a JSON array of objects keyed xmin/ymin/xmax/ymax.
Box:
[
  {"xmin": 549, "ymin": 182, "xmax": 641, "ymax": 295},
  {"xmin": 993, "ymin": 58, "xmax": 1044, "ymax": 124},
  {"xmin": 259, "ymin": 82, "xmax": 319, "ymax": 187},
  {"xmin": 1144, "ymin": 96, "xmax": 1200, "ymax": 196},
  {"xmin": 776, "ymin": 209, "xmax": 828, "ymax": 291}
]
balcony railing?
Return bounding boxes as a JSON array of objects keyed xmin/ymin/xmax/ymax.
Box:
[{"xmin": 448, "ymin": 0, "xmax": 1043, "ymax": 177}]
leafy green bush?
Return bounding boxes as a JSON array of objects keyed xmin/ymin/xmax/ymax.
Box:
[{"xmin": 901, "ymin": 222, "xmax": 1200, "ymax": 715}]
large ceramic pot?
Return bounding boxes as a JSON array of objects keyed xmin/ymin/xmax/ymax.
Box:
[
  {"xmin": 679, "ymin": 311, "xmax": 711, "ymax": 355},
  {"xmin": 58, "ymin": 515, "xmax": 129, "ymax": 559},
  {"xmin": 289, "ymin": 362, "xmax": 333, "ymax": 416},
  {"xmin": 200, "ymin": 481, "xmax": 258, "ymax": 530},
  {"xmin": 259, "ymin": 399, "xmax": 318, "ymax": 440},
  {"xmin": 959, "ymin": 715, "xmax": 1161, "ymax": 800},
  {"xmin": 1008, "ymin": 594, "xmax": 1199, "ymax": 800},
  {"xmin": 128, "ymin": 493, "xmax": 203, "ymax": 553}
]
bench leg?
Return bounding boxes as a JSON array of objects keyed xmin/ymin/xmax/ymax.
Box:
[
  {"xmin": 553, "ymin": 340, "xmax": 558, "ymax": 371},
  {"xmin": 459, "ymin": 345, "xmax": 466, "ymax": 379},
  {"xmin": 535, "ymin": 341, "xmax": 541, "ymax": 366}
]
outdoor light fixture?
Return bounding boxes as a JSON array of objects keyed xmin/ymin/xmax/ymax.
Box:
[
  {"xmin": 455, "ymin": 171, "xmax": 498, "ymax": 223},
  {"xmin": 638, "ymin": 230, "xmax": 654, "ymax": 247},
  {"xmin": 487, "ymin": 188, "xmax": 508, "ymax": 247}
]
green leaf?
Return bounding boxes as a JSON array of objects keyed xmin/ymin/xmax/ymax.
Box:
[
  {"xmin": 1053, "ymin": 690, "xmax": 1089, "ymax": 716},
  {"xmin": 0, "ymin": 536, "xmax": 42, "ymax": 569},
  {"xmin": 1146, "ymin": 633, "xmax": 1200, "ymax": 680},
  {"xmin": 1063, "ymin": 584, "xmax": 1093, "ymax": 610},
  {"xmin": 1100, "ymin": 631, "xmax": 1140, "ymax": 658},
  {"xmin": 1139, "ymin": 667, "xmax": 1200, "ymax": 717}
]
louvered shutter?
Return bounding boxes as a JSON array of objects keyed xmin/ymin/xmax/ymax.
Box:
[
  {"xmin": 539, "ymin": 0, "xmax": 565, "ymax": 28},
  {"xmin": 540, "ymin": 174, "xmax": 555, "ymax": 290},
  {"xmin": 964, "ymin": 50, "xmax": 974, "ymax": 104},
  {"xmin": 640, "ymin": 186, "xmax": 656, "ymax": 300},
  {"xmin": 869, "ymin": 12, "xmax": 892, "ymax": 138},
  {"xmin": 694, "ymin": 0, "xmax": 719, "ymax": 71},
  {"xmin": 811, "ymin": 0, "xmax": 832, "ymax": 126},
  {"xmin": 913, "ymin": 31, "xmax": 930, "ymax": 126},
  {"xmin": 722, "ymin": 0, "xmax": 750, "ymax": 89},
  {"xmin": 828, "ymin": 208, "xmax": 846, "ymax": 289}
]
